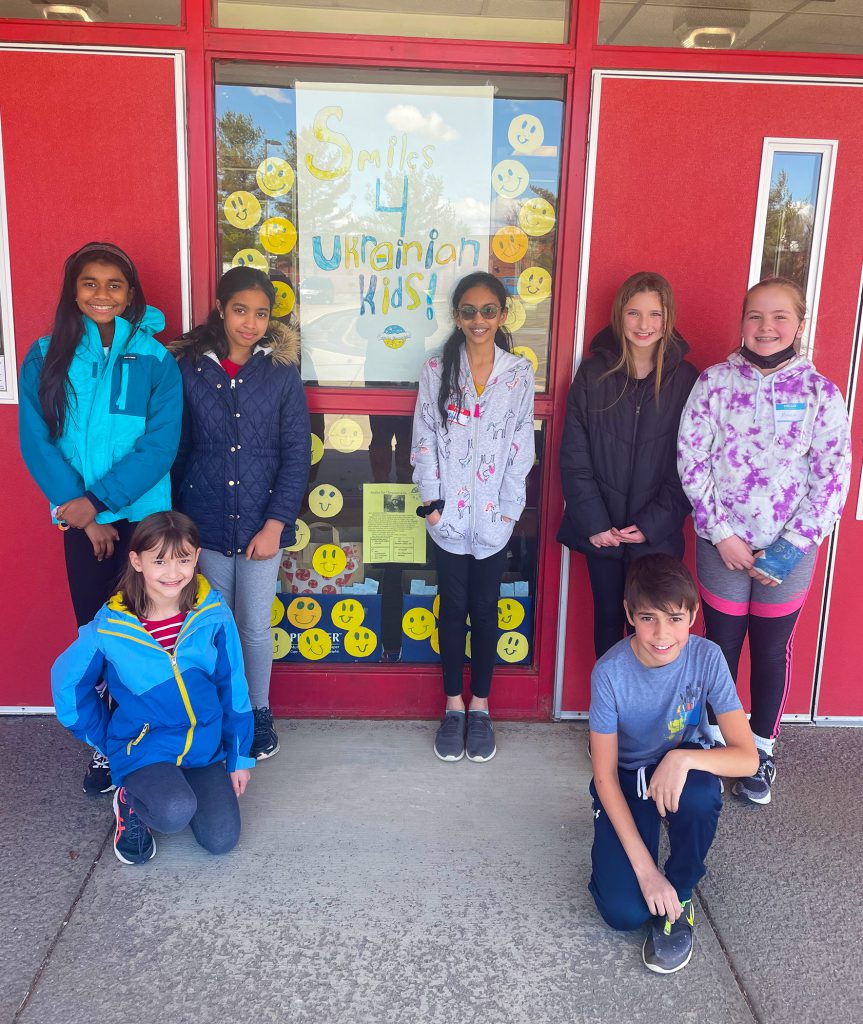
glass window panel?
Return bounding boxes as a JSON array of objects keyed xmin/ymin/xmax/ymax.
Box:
[
  {"xmin": 215, "ymin": 0, "xmax": 570, "ymax": 44},
  {"xmin": 215, "ymin": 63, "xmax": 564, "ymax": 391},
  {"xmin": 273, "ymin": 413, "xmax": 543, "ymax": 665},
  {"xmin": 598, "ymin": 1, "xmax": 863, "ymax": 56},
  {"xmin": 0, "ymin": 1, "xmax": 180, "ymax": 23},
  {"xmin": 759, "ymin": 151, "xmax": 821, "ymax": 286}
]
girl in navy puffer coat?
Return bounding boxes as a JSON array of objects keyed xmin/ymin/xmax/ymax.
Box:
[{"xmin": 171, "ymin": 268, "xmax": 310, "ymax": 761}]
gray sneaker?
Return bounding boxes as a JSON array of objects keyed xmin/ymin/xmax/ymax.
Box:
[
  {"xmin": 642, "ymin": 900, "xmax": 695, "ymax": 974},
  {"xmin": 732, "ymin": 750, "xmax": 776, "ymax": 804},
  {"xmin": 465, "ymin": 710, "xmax": 496, "ymax": 763},
  {"xmin": 433, "ymin": 711, "xmax": 465, "ymax": 762}
]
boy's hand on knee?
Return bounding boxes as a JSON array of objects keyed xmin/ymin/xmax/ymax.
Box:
[
  {"xmin": 647, "ymin": 749, "xmax": 689, "ymax": 817},
  {"xmin": 230, "ymin": 768, "xmax": 251, "ymax": 796},
  {"xmin": 638, "ymin": 866, "xmax": 683, "ymax": 923}
]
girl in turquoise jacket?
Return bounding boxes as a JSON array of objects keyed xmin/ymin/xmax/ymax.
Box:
[
  {"xmin": 52, "ymin": 512, "xmax": 255, "ymax": 865},
  {"xmin": 19, "ymin": 242, "xmax": 182, "ymax": 795}
]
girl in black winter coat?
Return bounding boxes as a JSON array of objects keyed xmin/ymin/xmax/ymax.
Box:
[
  {"xmin": 558, "ymin": 272, "xmax": 698, "ymax": 657},
  {"xmin": 171, "ymin": 267, "xmax": 310, "ymax": 760}
]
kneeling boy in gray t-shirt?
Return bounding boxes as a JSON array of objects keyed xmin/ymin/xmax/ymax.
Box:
[{"xmin": 588, "ymin": 554, "xmax": 757, "ymax": 975}]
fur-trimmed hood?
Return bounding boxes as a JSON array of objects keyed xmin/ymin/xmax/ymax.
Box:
[{"xmin": 170, "ymin": 320, "xmax": 300, "ymax": 367}]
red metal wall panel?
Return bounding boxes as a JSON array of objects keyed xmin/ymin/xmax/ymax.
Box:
[
  {"xmin": 561, "ymin": 74, "xmax": 863, "ymax": 716},
  {"xmin": 0, "ymin": 48, "xmax": 183, "ymax": 706}
]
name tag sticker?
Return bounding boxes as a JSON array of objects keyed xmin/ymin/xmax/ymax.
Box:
[
  {"xmin": 446, "ymin": 403, "xmax": 471, "ymax": 426},
  {"xmin": 775, "ymin": 402, "xmax": 806, "ymax": 423}
]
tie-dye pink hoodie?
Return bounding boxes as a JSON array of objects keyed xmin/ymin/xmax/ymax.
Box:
[{"xmin": 677, "ymin": 350, "xmax": 851, "ymax": 552}]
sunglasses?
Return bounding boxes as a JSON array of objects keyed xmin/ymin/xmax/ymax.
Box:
[{"xmin": 457, "ymin": 303, "xmax": 503, "ymax": 320}]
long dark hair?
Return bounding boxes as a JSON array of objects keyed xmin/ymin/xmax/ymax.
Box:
[
  {"xmin": 39, "ymin": 242, "xmax": 147, "ymax": 439},
  {"xmin": 437, "ymin": 272, "xmax": 512, "ymax": 430},
  {"xmin": 118, "ymin": 511, "xmax": 201, "ymax": 619},
  {"xmin": 171, "ymin": 266, "xmax": 275, "ymax": 362}
]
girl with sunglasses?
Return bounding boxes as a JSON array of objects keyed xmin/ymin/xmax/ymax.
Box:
[{"xmin": 411, "ymin": 272, "xmax": 535, "ymax": 763}]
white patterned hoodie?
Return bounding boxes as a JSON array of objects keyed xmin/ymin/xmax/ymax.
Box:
[
  {"xmin": 677, "ymin": 350, "xmax": 851, "ymax": 552},
  {"xmin": 411, "ymin": 344, "xmax": 535, "ymax": 558}
]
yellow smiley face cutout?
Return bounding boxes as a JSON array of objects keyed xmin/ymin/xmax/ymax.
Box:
[
  {"xmin": 430, "ymin": 628, "xmax": 440, "ymax": 654},
  {"xmin": 465, "ymin": 631, "xmax": 472, "ymax": 658},
  {"xmin": 271, "ymin": 596, "xmax": 285, "ymax": 627},
  {"xmin": 272, "ymin": 280, "xmax": 295, "ymax": 318},
  {"xmin": 310, "ymin": 433, "xmax": 324, "ymax": 466},
  {"xmin": 271, "ymin": 627, "xmax": 292, "ymax": 659},
  {"xmin": 332, "ymin": 598, "xmax": 365, "ymax": 630},
  {"xmin": 327, "ymin": 417, "xmax": 364, "ymax": 453},
  {"xmin": 259, "ymin": 216, "xmax": 297, "ymax": 256},
  {"xmin": 491, "ymin": 159, "xmax": 529, "ymax": 199},
  {"xmin": 308, "ymin": 485, "xmax": 343, "ymax": 518},
  {"xmin": 497, "ymin": 630, "xmax": 529, "ymax": 663},
  {"xmin": 518, "ymin": 197, "xmax": 556, "ymax": 238},
  {"xmin": 286, "ymin": 597, "xmax": 322, "ymax": 630},
  {"xmin": 298, "ymin": 627, "xmax": 332, "ymax": 661},
  {"xmin": 343, "ymin": 627, "xmax": 378, "ymax": 658},
  {"xmin": 518, "ymin": 267, "xmax": 552, "ymax": 305},
  {"xmin": 256, "ymin": 157, "xmax": 295, "ymax": 198},
  {"xmin": 512, "ymin": 346, "xmax": 539, "ymax": 374},
  {"xmin": 432, "ymin": 594, "xmax": 441, "ymax": 619},
  {"xmin": 505, "ymin": 297, "xmax": 527, "ymax": 334},
  {"xmin": 312, "ymin": 544, "xmax": 347, "ymax": 579},
  {"xmin": 402, "ymin": 607, "xmax": 435, "ymax": 640},
  {"xmin": 491, "ymin": 226, "xmax": 529, "ymax": 265},
  {"xmin": 284, "ymin": 519, "xmax": 311, "ymax": 553},
  {"xmin": 508, "ymin": 114, "xmax": 545, "ymax": 154},
  {"xmin": 497, "ymin": 598, "xmax": 526, "ymax": 631},
  {"xmin": 224, "ymin": 191, "xmax": 262, "ymax": 230},
  {"xmin": 232, "ymin": 248, "xmax": 269, "ymax": 272}
]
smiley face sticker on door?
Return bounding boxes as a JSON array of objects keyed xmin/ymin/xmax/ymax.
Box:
[
  {"xmin": 298, "ymin": 627, "xmax": 332, "ymax": 661},
  {"xmin": 312, "ymin": 544, "xmax": 347, "ymax": 579},
  {"xmin": 286, "ymin": 597, "xmax": 322, "ymax": 630},
  {"xmin": 232, "ymin": 248, "xmax": 269, "ymax": 272},
  {"xmin": 272, "ymin": 280, "xmax": 295, "ymax": 318},
  {"xmin": 327, "ymin": 417, "xmax": 364, "ymax": 453},
  {"xmin": 497, "ymin": 631, "xmax": 529, "ymax": 663},
  {"xmin": 507, "ymin": 114, "xmax": 545, "ymax": 155},
  {"xmin": 402, "ymin": 608, "xmax": 435, "ymax": 640},
  {"xmin": 518, "ymin": 197, "xmax": 556, "ymax": 238},
  {"xmin": 332, "ymin": 598, "xmax": 365, "ymax": 631},
  {"xmin": 271, "ymin": 627, "xmax": 292, "ymax": 659},
  {"xmin": 343, "ymin": 627, "xmax": 378, "ymax": 659},
  {"xmin": 491, "ymin": 160, "xmax": 529, "ymax": 199},
  {"xmin": 491, "ymin": 226, "xmax": 529, "ymax": 265},
  {"xmin": 256, "ymin": 157, "xmax": 295, "ymax": 198},
  {"xmin": 517, "ymin": 267, "xmax": 552, "ymax": 305},
  {"xmin": 308, "ymin": 485, "xmax": 343, "ymax": 518},
  {"xmin": 259, "ymin": 216, "xmax": 297, "ymax": 256},
  {"xmin": 224, "ymin": 191, "xmax": 262, "ymax": 230}
]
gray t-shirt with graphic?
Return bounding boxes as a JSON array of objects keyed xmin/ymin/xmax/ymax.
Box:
[{"xmin": 589, "ymin": 635, "xmax": 742, "ymax": 770}]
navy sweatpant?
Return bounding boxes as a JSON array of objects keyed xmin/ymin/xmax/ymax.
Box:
[
  {"xmin": 588, "ymin": 755, "xmax": 722, "ymax": 931},
  {"xmin": 122, "ymin": 761, "xmax": 241, "ymax": 856}
]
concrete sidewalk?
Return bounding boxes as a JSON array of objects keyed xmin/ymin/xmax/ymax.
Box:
[{"xmin": 2, "ymin": 717, "xmax": 861, "ymax": 1024}]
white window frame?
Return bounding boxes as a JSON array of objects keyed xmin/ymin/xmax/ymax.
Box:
[
  {"xmin": 748, "ymin": 137, "xmax": 838, "ymax": 357},
  {"xmin": 0, "ymin": 113, "xmax": 17, "ymax": 405}
]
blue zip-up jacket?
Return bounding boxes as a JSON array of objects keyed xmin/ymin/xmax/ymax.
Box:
[
  {"xmin": 51, "ymin": 576, "xmax": 255, "ymax": 788},
  {"xmin": 171, "ymin": 323, "xmax": 310, "ymax": 555},
  {"xmin": 19, "ymin": 307, "xmax": 182, "ymax": 524}
]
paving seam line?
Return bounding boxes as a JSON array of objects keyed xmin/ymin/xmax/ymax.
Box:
[
  {"xmin": 696, "ymin": 887, "xmax": 763, "ymax": 1024},
  {"xmin": 13, "ymin": 817, "xmax": 114, "ymax": 1022}
]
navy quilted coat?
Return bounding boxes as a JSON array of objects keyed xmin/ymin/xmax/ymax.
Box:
[{"xmin": 172, "ymin": 325, "xmax": 311, "ymax": 555}]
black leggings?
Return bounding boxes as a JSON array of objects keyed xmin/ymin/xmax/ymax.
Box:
[
  {"xmin": 434, "ymin": 542, "xmax": 508, "ymax": 699},
  {"xmin": 63, "ymin": 520, "xmax": 135, "ymax": 626},
  {"xmin": 585, "ymin": 554, "xmax": 632, "ymax": 659}
]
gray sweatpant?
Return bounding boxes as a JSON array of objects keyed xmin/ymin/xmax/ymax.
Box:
[{"xmin": 198, "ymin": 548, "xmax": 281, "ymax": 709}]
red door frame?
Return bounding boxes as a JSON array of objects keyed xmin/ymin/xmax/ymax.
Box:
[{"xmin": 3, "ymin": 1, "xmax": 863, "ymax": 718}]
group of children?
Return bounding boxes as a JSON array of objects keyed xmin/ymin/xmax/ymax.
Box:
[{"xmin": 19, "ymin": 245, "xmax": 852, "ymax": 975}]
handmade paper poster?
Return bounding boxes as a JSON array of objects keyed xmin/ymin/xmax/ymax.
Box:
[
  {"xmin": 296, "ymin": 82, "xmax": 493, "ymax": 386},
  {"xmin": 362, "ymin": 483, "xmax": 426, "ymax": 563}
]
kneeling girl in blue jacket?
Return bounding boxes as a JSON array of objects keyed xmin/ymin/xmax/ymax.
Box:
[
  {"xmin": 171, "ymin": 267, "xmax": 310, "ymax": 762},
  {"xmin": 52, "ymin": 512, "xmax": 255, "ymax": 865}
]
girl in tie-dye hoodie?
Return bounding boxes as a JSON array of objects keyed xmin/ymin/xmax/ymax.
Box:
[{"xmin": 677, "ymin": 277, "xmax": 851, "ymax": 806}]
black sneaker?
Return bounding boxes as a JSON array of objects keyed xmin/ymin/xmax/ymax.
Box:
[
  {"xmin": 732, "ymin": 750, "xmax": 776, "ymax": 804},
  {"xmin": 112, "ymin": 788, "xmax": 156, "ymax": 865},
  {"xmin": 250, "ymin": 706, "xmax": 280, "ymax": 760},
  {"xmin": 465, "ymin": 710, "xmax": 496, "ymax": 763},
  {"xmin": 83, "ymin": 750, "xmax": 115, "ymax": 795},
  {"xmin": 642, "ymin": 899, "xmax": 695, "ymax": 974},
  {"xmin": 433, "ymin": 710, "xmax": 465, "ymax": 762}
]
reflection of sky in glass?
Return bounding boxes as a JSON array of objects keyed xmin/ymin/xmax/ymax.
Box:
[{"xmin": 772, "ymin": 151, "xmax": 821, "ymax": 206}]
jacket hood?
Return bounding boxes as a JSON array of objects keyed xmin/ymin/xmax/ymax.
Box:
[
  {"xmin": 106, "ymin": 573, "xmax": 214, "ymax": 616},
  {"xmin": 170, "ymin": 320, "xmax": 300, "ymax": 367},
  {"xmin": 588, "ymin": 324, "xmax": 691, "ymax": 370}
]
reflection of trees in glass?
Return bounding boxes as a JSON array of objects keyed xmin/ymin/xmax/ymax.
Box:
[
  {"xmin": 215, "ymin": 109, "xmax": 298, "ymax": 271},
  {"xmin": 760, "ymin": 167, "xmax": 817, "ymax": 287}
]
